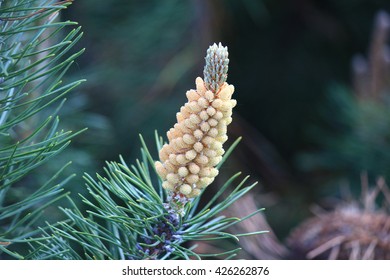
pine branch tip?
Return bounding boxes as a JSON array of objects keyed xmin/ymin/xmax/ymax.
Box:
[{"xmin": 203, "ymin": 43, "xmax": 229, "ymax": 93}]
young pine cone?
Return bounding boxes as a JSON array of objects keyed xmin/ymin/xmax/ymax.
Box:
[{"xmin": 155, "ymin": 43, "xmax": 236, "ymax": 201}]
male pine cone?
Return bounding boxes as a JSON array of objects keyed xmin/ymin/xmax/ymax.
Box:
[{"xmin": 155, "ymin": 43, "xmax": 236, "ymax": 199}]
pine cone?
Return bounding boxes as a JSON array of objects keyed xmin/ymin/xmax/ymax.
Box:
[
  {"xmin": 155, "ymin": 43, "xmax": 236, "ymax": 204},
  {"xmin": 287, "ymin": 205, "xmax": 390, "ymax": 259}
]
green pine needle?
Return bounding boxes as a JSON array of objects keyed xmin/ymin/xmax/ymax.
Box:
[
  {"xmin": 27, "ymin": 132, "xmax": 265, "ymax": 260},
  {"xmin": 0, "ymin": 0, "xmax": 84, "ymax": 258}
]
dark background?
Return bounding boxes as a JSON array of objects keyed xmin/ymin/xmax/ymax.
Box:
[{"xmin": 56, "ymin": 0, "xmax": 390, "ymax": 244}]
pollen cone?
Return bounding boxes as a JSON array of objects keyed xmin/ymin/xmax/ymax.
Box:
[{"xmin": 155, "ymin": 43, "xmax": 236, "ymax": 203}]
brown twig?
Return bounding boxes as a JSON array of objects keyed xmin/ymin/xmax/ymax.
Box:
[
  {"xmin": 353, "ymin": 10, "xmax": 390, "ymax": 100},
  {"xmin": 306, "ymin": 236, "xmax": 345, "ymax": 259}
]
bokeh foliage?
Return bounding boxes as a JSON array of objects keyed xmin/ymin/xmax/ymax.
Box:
[{"xmin": 63, "ymin": 0, "xmax": 390, "ymax": 240}]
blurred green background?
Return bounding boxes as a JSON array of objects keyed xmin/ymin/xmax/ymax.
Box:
[{"xmin": 53, "ymin": 0, "xmax": 390, "ymax": 245}]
